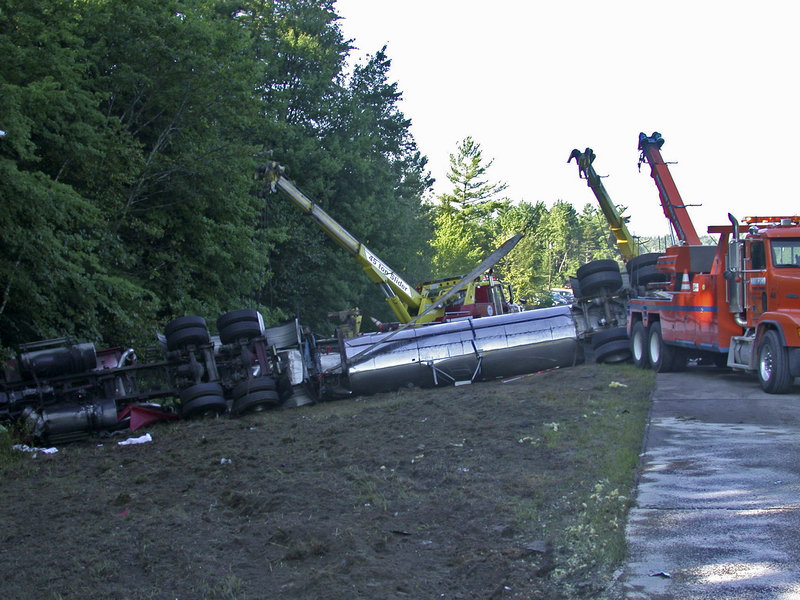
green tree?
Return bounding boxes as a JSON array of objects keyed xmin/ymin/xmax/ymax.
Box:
[
  {"xmin": 0, "ymin": 0, "xmax": 435, "ymax": 350},
  {"xmin": 0, "ymin": 0, "xmax": 145, "ymax": 346},
  {"xmin": 494, "ymin": 201, "xmax": 548, "ymax": 301},
  {"xmin": 431, "ymin": 137, "xmax": 509, "ymax": 276},
  {"xmin": 578, "ymin": 202, "xmax": 627, "ymax": 263}
]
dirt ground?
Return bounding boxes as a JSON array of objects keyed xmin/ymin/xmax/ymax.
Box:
[{"xmin": 0, "ymin": 362, "xmax": 653, "ymax": 600}]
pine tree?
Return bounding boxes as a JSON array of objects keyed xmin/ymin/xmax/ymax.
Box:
[{"xmin": 431, "ymin": 137, "xmax": 509, "ymax": 276}]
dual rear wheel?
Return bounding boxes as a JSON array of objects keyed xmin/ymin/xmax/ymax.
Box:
[{"xmin": 630, "ymin": 320, "xmax": 686, "ymax": 373}]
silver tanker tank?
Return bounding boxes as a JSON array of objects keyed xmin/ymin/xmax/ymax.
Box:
[{"xmin": 337, "ymin": 305, "xmax": 582, "ymax": 396}]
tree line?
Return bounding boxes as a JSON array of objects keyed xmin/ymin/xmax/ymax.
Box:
[{"xmin": 0, "ymin": 0, "xmax": 619, "ymax": 355}]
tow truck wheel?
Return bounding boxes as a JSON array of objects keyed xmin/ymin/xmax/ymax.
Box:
[
  {"xmin": 647, "ymin": 321, "xmax": 676, "ymax": 373},
  {"xmin": 758, "ymin": 330, "xmax": 793, "ymax": 394},
  {"xmin": 631, "ymin": 321, "xmax": 649, "ymax": 368}
]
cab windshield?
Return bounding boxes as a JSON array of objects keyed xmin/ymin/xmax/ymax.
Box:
[{"xmin": 770, "ymin": 239, "xmax": 800, "ymax": 268}]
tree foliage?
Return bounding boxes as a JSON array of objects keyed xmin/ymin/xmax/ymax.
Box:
[
  {"xmin": 0, "ymin": 0, "xmax": 619, "ymax": 355},
  {"xmin": 431, "ymin": 137, "xmax": 509, "ymax": 276}
]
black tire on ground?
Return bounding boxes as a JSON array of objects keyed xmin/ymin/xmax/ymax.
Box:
[
  {"xmin": 631, "ymin": 321, "xmax": 648, "ymax": 368},
  {"xmin": 179, "ymin": 382, "xmax": 227, "ymax": 419},
  {"xmin": 219, "ymin": 319, "xmax": 265, "ymax": 345},
  {"xmin": 577, "ymin": 259, "xmax": 619, "ymax": 280},
  {"xmin": 217, "ymin": 309, "xmax": 264, "ymax": 331},
  {"xmin": 232, "ymin": 389, "xmax": 281, "ymax": 415},
  {"xmin": 164, "ymin": 315, "xmax": 207, "ymax": 337},
  {"xmin": 578, "ymin": 269, "xmax": 623, "ymax": 297},
  {"xmin": 594, "ymin": 339, "xmax": 632, "ymax": 364},
  {"xmin": 591, "ymin": 326, "xmax": 628, "ymax": 350},
  {"xmin": 647, "ymin": 321, "xmax": 677, "ymax": 373},
  {"xmin": 166, "ymin": 326, "xmax": 211, "ymax": 351},
  {"xmin": 231, "ymin": 376, "xmax": 277, "ymax": 401},
  {"xmin": 757, "ymin": 330, "xmax": 793, "ymax": 394}
]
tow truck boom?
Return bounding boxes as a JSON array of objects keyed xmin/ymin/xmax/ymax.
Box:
[
  {"xmin": 637, "ymin": 132, "xmax": 702, "ymax": 245},
  {"xmin": 256, "ymin": 162, "xmax": 421, "ymax": 323},
  {"xmin": 568, "ymin": 148, "xmax": 637, "ymax": 261}
]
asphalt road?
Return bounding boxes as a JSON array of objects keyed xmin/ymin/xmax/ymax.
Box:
[{"xmin": 615, "ymin": 367, "xmax": 800, "ymax": 600}]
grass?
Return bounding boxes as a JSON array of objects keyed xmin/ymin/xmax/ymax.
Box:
[
  {"xmin": 0, "ymin": 424, "xmax": 22, "ymax": 466},
  {"xmin": 0, "ymin": 362, "xmax": 655, "ymax": 599},
  {"xmin": 523, "ymin": 364, "xmax": 654, "ymax": 583}
]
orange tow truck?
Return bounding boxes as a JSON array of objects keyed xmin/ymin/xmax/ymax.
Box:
[{"xmin": 628, "ymin": 133, "xmax": 800, "ymax": 393}]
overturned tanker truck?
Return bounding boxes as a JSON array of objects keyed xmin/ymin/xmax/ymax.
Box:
[
  {"xmin": 257, "ymin": 162, "xmax": 629, "ymax": 394},
  {"xmin": 0, "ymin": 168, "xmax": 628, "ymax": 444}
]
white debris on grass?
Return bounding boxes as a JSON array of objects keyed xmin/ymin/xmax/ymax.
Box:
[
  {"xmin": 12, "ymin": 444, "xmax": 58, "ymax": 455},
  {"xmin": 117, "ymin": 433, "xmax": 152, "ymax": 446}
]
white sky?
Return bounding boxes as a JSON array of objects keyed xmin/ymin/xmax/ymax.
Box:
[{"xmin": 335, "ymin": 0, "xmax": 800, "ymax": 238}]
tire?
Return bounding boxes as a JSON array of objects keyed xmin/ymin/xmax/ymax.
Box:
[
  {"xmin": 591, "ymin": 326, "xmax": 628, "ymax": 350},
  {"xmin": 577, "ymin": 259, "xmax": 619, "ymax": 280},
  {"xmin": 231, "ymin": 376, "xmax": 277, "ymax": 401},
  {"xmin": 626, "ymin": 253, "xmax": 662, "ymax": 273},
  {"xmin": 232, "ymin": 390, "xmax": 281, "ymax": 415},
  {"xmin": 630, "ymin": 264, "xmax": 668, "ymax": 287},
  {"xmin": 220, "ymin": 320, "xmax": 265, "ymax": 345},
  {"xmin": 166, "ymin": 326, "xmax": 210, "ymax": 351},
  {"xmin": 647, "ymin": 321, "xmax": 677, "ymax": 373},
  {"xmin": 217, "ymin": 309, "xmax": 264, "ymax": 331},
  {"xmin": 179, "ymin": 383, "xmax": 227, "ymax": 419},
  {"xmin": 594, "ymin": 339, "xmax": 632, "ymax": 364},
  {"xmin": 165, "ymin": 316, "xmax": 207, "ymax": 337},
  {"xmin": 757, "ymin": 330, "xmax": 793, "ymax": 394},
  {"xmin": 578, "ymin": 269, "xmax": 622, "ymax": 297},
  {"xmin": 631, "ymin": 321, "xmax": 649, "ymax": 368}
]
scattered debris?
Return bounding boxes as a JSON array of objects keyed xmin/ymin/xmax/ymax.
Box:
[
  {"xmin": 12, "ymin": 444, "xmax": 58, "ymax": 455},
  {"xmin": 649, "ymin": 571, "xmax": 672, "ymax": 578},
  {"xmin": 117, "ymin": 433, "xmax": 152, "ymax": 446},
  {"xmin": 609, "ymin": 381, "xmax": 628, "ymax": 388}
]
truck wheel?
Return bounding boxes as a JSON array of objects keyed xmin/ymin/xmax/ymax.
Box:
[
  {"xmin": 217, "ymin": 309, "xmax": 264, "ymax": 331},
  {"xmin": 758, "ymin": 330, "xmax": 793, "ymax": 394},
  {"xmin": 219, "ymin": 320, "xmax": 265, "ymax": 345},
  {"xmin": 578, "ymin": 269, "xmax": 622, "ymax": 297},
  {"xmin": 594, "ymin": 339, "xmax": 631, "ymax": 364},
  {"xmin": 179, "ymin": 383, "xmax": 227, "ymax": 418},
  {"xmin": 631, "ymin": 264, "xmax": 668, "ymax": 287},
  {"xmin": 631, "ymin": 321, "xmax": 649, "ymax": 368},
  {"xmin": 166, "ymin": 326, "xmax": 211, "ymax": 351},
  {"xmin": 647, "ymin": 321, "xmax": 676, "ymax": 373},
  {"xmin": 232, "ymin": 389, "xmax": 281, "ymax": 415},
  {"xmin": 626, "ymin": 253, "xmax": 662, "ymax": 273},
  {"xmin": 577, "ymin": 259, "xmax": 619, "ymax": 279},
  {"xmin": 231, "ymin": 376, "xmax": 277, "ymax": 401},
  {"xmin": 218, "ymin": 309, "xmax": 265, "ymax": 345},
  {"xmin": 165, "ymin": 315, "xmax": 208, "ymax": 336},
  {"xmin": 591, "ymin": 327, "xmax": 631, "ymax": 363}
]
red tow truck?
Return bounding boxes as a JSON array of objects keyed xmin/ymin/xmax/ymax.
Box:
[{"xmin": 628, "ymin": 132, "xmax": 800, "ymax": 393}]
